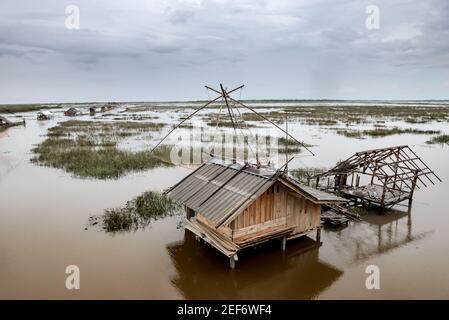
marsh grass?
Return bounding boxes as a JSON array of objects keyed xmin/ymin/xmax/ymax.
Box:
[
  {"xmin": 426, "ymin": 134, "xmax": 449, "ymax": 145},
  {"xmin": 337, "ymin": 127, "xmax": 440, "ymax": 138},
  {"xmin": 276, "ymin": 137, "xmax": 314, "ymax": 154},
  {"xmin": 277, "ymin": 137, "xmax": 302, "ymax": 154},
  {"xmin": 0, "ymin": 104, "xmax": 62, "ymax": 113},
  {"xmin": 32, "ymin": 144, "xmax": 171, "ymax": 179},
  {"xmin": 277, "ymin": 137, "xmax": 302, "ymax": 146},
  {"xmin": 55, "ymin": 120, "xmax": 165, "ymax": 132},
  {"xmin": 290, "ymin": 167, "xmax": 329, "ymax": 184},
  {"xmin": 32, "ymin": 120, "xmax": 173, "ymax": 179},
  {"xmin": 113, "ymin": 115, "xmax": 159, "ymax": 121},
  {"xmin": 336, "ymin": 130, "xmax": 363, "ymax": 138},
  {"xmin": 179, "ymin": 123, "xmax": 194, "ymax": 129},
  {"xmin": 206, "ymin": 120, "xmax": 260, "ymax": 128},
  {"xmin": 278, "ymin": 146, "xmax": 302, "ymax": 154},
  {"xmin": 283, "ymin": 105, "xmax": 449, "ymax": 124},
  {"xmin": 206, "ymin": 105, "xmax": 449, "ymax": 127},
  {"xmin": 97, "ymin": 191, "xmax": 182, "ymax": 232},
  {"xmin": 0, "ymin": 123, "xmax": 20, "ymax": 132},
  {"xmin": 124, "ymin": 106, "xmax": 151, "ymax": 113}
]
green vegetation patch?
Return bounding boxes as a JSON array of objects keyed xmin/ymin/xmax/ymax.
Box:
[
  {"xmin": 32, "ymin": 120, "xmax": 172, "ymax": 179},
  {"xmin": 336, "ymin": 127, "xmax": 440, "ymax": 139},
  {"xmin": 215, "ymin": 105, "xmax": 449, "ymax": 126},
  {"xmin": 290, "ymin": 167, "xmax": 329, "ymax": 184},
  {"xmin": 426, "ymin": 134, "xmax": 449, "ymax": 145},
  {"xmin": 283, "ymin": 105, "xmax": 449, "ymax": 124},
  {"xmin": 90, "ymin": 191, "xmax": 182, "ymax": 232},
  {"xmin": 0, "ymin": 104, "xmax": 62, "ymax": 113},
  {"xmin": 206, "ymin": 120, "xmax": 260, "ymax": 128}
]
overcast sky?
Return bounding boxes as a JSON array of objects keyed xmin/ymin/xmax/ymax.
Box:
[{"xmin": 0, "ymin": 0, "xmax": 448, "ymax": 103}]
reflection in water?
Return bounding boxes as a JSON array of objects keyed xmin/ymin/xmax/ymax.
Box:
[
  {"xmin": 324, "ymin": 207, "xmax": 432, "ymax": 265},
  {"xmin": 167, "ymin": 232, "xmax": 343, "ymax": 299},
  {"xmin": 356, "ymin": 208, "xmax": 432, "ymax": 261}
]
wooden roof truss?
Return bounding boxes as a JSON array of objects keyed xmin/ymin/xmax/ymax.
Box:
[{"xmin": 320, "ymin": 145, "xmax": 441, "ymax": 196}]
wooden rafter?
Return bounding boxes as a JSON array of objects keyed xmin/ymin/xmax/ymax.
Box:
[{"xmin": 318, "ymin": 145, "xmax": 441, "ymax": 191}]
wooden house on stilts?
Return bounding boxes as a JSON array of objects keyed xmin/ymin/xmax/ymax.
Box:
[
  {"xmin": 166, "ymin": 158, "xmax": 346, "ymax": 268},
  {"xmin": 154, "ymin": 83, "xmax": 348, "ymax": 268}
]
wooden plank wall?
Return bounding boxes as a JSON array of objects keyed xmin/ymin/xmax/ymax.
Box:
[
  {"xmin": 232, "ymin": 183, "xmax": 282, "ymax": 229},
  {"xmin": 230, "ymin": 183, "xmax": 320, "ymax": 236},
  {"xmin": 286, "ymin": 191, "xmax": 320, "ymax": 235}
]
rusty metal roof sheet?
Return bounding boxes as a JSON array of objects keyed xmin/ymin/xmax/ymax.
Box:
[{"xmin": 167, "ymin": 159, "xmax": 278, "ymax": 226}]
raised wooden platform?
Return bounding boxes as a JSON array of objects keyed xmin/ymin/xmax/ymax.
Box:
[
  {"xmin": 341, "ymin": 184, "xmax": 410, "ymax": 206},
  {"xmin": 184, "ymin": 216, "xmax": 313, "ymax": 259}
]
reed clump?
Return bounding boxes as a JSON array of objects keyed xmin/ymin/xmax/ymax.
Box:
[{"xmin": 100, "ymin": 191, "xmax": 182, "ymax": 232}]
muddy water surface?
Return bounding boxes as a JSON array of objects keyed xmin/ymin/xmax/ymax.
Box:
[{"xmin": 1, "ymin": 109, "xmax": 449, "ymax": 299}]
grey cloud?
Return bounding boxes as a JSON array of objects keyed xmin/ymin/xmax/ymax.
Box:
[
  {"xmin": 167, "ymin": 9, "xmax": 195, "ymax": 24},
  {"xmin": 0, "ymin": 0, "xmax": 448, "ymax": 103}
]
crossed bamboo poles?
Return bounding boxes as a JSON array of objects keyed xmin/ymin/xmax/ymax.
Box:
[{"xmin": 150, "ymin": 84, "xmax": 315, "ymax": 160}]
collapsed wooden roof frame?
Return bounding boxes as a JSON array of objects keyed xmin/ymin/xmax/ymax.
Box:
[
  {"xmin": 317, "ymin": 145, "xmax": 441, "ymax": 207},
  {"xmin": 150, "ymin": 84, "xmax": 314, "ymax": 165}
]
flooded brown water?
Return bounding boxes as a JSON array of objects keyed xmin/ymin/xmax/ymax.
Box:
[{"xmin": 1, "ymin": 109, "xmax": 449, "ymax": 299}]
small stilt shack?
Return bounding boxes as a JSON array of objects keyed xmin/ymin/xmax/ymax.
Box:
[
  {"xmin": 64, "ymin": 107, "xmax": 80, "ymax": 117},
  {"xmin": 166, "ymin": 158, "xmax": 346, "ymax": 268},
  {"xmin": 37, "ymin": 110, "xmax": 53, "ymax": 120}
]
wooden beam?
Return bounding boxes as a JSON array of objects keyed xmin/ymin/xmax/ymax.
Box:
[
  {"xmin": 150, "ymin": 94, "xmax": 222, "ymax": 153},
  {"xmin": 220, "ymin": 83, "xmax": 236, "ymax": 132},
  {"xmin": 226, "ymin": 96, "xmax": 315, "ymax": 156}
]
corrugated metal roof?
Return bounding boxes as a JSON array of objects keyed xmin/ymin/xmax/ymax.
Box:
[
  {"xmin": 167, "ymin": 158, "xmax": 346, "ymax": 227},
  {"xmin": 167, "ymin": 159, "xmax": 278, "ymax": 226}
]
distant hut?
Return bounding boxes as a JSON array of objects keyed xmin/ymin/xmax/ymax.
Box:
[
  {"xmin": 317, "ymin": 145, "xmax": 441, "ymax": 212},
  {"xmin": 37, "ymin": 110, "xmax": 53, "ymax": 120},
  {"xmin": 0, "ymin": 115, "xmax": 11, "ymax": 126},
  {"xmin": 64, "ymin": 107, "xmax": 79, "ymax": 117},
  {"xmin": 101, "ymin": 103, "xmax": 116, "ymax": 113},
  {"xmin": 89, "ymin": 107, "xmax": 96, "ymax": 116},
  {"xmin": 0, "ymin": 115, "xmax": 25, "ymax": 129},
  {"xmin": 166, "ymin": 158, "xmax": 346, "ymax": 268}
]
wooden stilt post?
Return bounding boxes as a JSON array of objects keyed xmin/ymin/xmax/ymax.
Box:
[
  {"xmin": 284, "ymin": 115, "xmax": 288, "ymax": 174},
  {"xmin": 230, "ymin": 255, "xmax": 237, "ymax": 269},
  {"xmin": 407, "ymin": 207, "xmax": 412, "ymax": 240},
  {"xmin": 409, "ymin": 171, "xmax": 418, "ymax": 207},
  {"xmin": 281, "ymin": 236, "xmax": 287, "ymax": 251},
  {"xmin": 380, "ymin": 177, "xmax": 387, "ymax": 214},
  {"xmin": 316, "ymin": 227, "xmax": 321, "ymax": 242}
]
